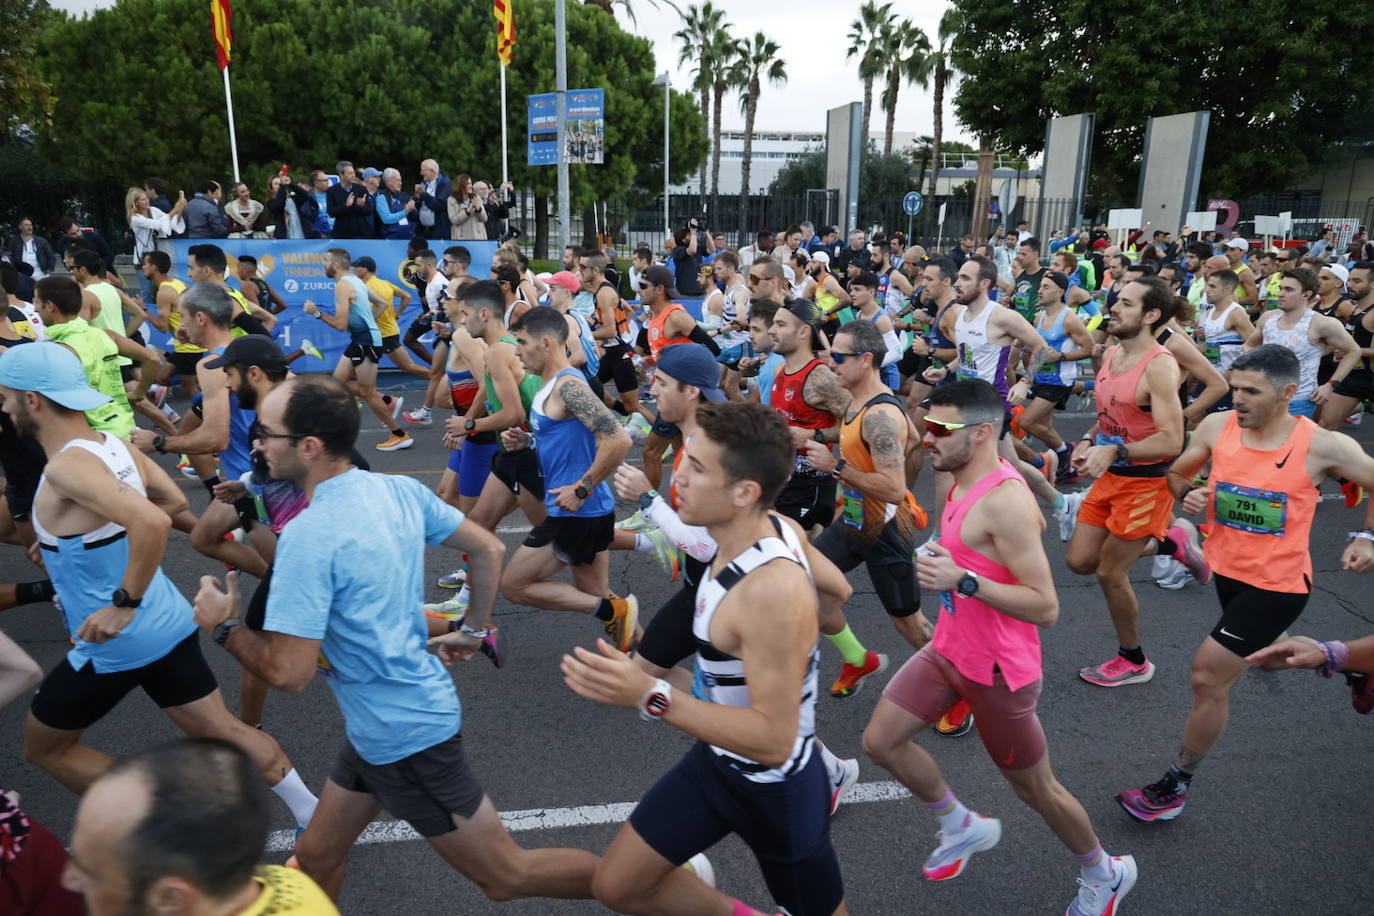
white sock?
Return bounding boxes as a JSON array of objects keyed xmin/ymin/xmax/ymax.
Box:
[
  {"xmin": 817, "ymin": 741, "xmax": 843, "ymax": 785},
  {"xmin": 270, "ymin": 768, "xmax": 318, "ymax": 829},
  {"xmin": 457, "ymin": 583, "xmax": 471, "ymax": 603},
  {"xmin": 926, "ymin": 789, "xmax": 971, "ymax": 834},
  {"xmin": 634, "ymin": 533, "xmax": 656, "ymax": 554}
]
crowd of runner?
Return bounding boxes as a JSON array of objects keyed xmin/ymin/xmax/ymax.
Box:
[{"xmin": 0, "ymin": 220, "xmax": 1372, "ymax": 916}]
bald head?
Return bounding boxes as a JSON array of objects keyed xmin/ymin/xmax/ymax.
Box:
[
  {"xmin": 1203, "ymin": 255, "xmax": 1229, "ymax": 278},
  {"xmin": 904, "ymin": 246, "xmax": 926, "ymax": 266}
]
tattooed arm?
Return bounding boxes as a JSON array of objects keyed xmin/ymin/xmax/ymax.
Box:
[
  {"xmin": 800, "ymin": 364, "xmax": 851, "ymax": 443},
  {"xmin": 558, "ymin": 373, "xmax": 633, "ymax": 492},
  {"xmin": 803, "ymin": 402, "xmax": 909, "ymax": 503}
]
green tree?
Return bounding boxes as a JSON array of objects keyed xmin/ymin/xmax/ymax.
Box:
[
  {"xmin": 878, "ymin": 19, "xmax": 931, "ymax": 156},
  {"xmin": 733, "ymin": 31, "xmax": 786, "ymax": 238},
  {"xmin": 924, "ymin": 8, "xmax": 961, "ymax": 201},
  {"xmin": 705, "ymin": 29, "xmax": 741, "ymax": 221},
  {"xmin": 845, "ymin": 1, "xmax": 891, "ymax": 149},
  {"xmin": 33, "ymin": 0, "xmax": 706, "ymax": 256},
  {"xmin": 674, "ymin": 2, "xmax": 723, "ymax": 200},
  {"xmin": 0, "ymin": 0, "xmax": 56, "ymax": 140},
  {"xmin": 951, "ymin": 0, "xmax": 1374, "ymax": 199},
  {"xmin": 768, "ymin": 144, "xmax": 919, "ymax": 230}
]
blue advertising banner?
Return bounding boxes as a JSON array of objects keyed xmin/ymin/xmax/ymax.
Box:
[
  {"xmin": 163, "ymin": 240, "xmax": 498, "ymax": 372},
  {"xmin": 527, "ymin": 88, "xmax": 605, "ymax": 166}
]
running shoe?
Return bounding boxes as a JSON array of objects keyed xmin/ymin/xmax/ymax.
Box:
[
  {"xmin": 1154, "ymin": 560, "xmax": 1191, "ymax": 591},
  {"xmin": 1065, "ymin": 855, "xmax": 1137, "ymax": 916},
  {"xmin": 1162, "ymin": 520, "xmax": 1210, "ymax": 585},
  {"xmin": 934, "ymin": 700, "xmax": 974, "ymax": 738},
  {"xmin": 829, "ymin": 650, "xmax": 888, "ymax": 699},
  {"xmin": 829, "ymin": 756, "xmax": 860, "ymax": 816},
  {"xmin": 1038, "ymin": 449, "xmax": 1059, "ymax": 484},
  {"xmin": 148, "ymin": 384, "xmax": 168, "ymax": 409},
  {"xmin": 615, "ymin": 509, "xmax": 655, "ymax": 532},
  {"xmin": 376, "ymin": 433, "xmax": 414, "ymax": 452},
  {"xmin": 403, "ymin": 406, "xmax": 433, "ymax": 426},
  {"xmin": 1055, "ymin": 456, "xmax": 1079, "ymax": 483},
  {"xmin": 436, "ymin": 568, "xmax": 468, "ymax": 589},
  {"xmin": 1344, "ymin": 411, "xmax": 1363, "ymax": 427},
  {"xmin": 604, "ymin": 595, "xmax": 639, "ymax": 652},
  {"xmin": 423, "ymin": 594, "xmax": 467, "ymax": 622},
  {"xmin": 1079, "ymin": 655, "xmax": 1155, "ymax": 687},
  {"xmin": 473, "ymin": 627, "xmax": 505, "ymax": 668},
  {"xmin": 1010, "ymin": 405, "xmax": 1027, "ymax": 439},
  {"xmin": 176, "ymin": 455, "xmax": 198, "ymax": 479},
  {"xmin": 640, "ymin": 526, "xmax": 682, "ymax": 581},
  {"xmin": 683, "ymin": 852, "xmax": 715, "ymax": 888},
  {"xmin": 1342, "ymin": 480, "xmax": 1366, "ymax": 508},
  {"xmin": 299, "ymin": 338, "xmax": 323, "ymax": 361},
  {"xmin": 383, "ymin": 395, "xmax": 405, "ymax": 421},
  {"xmin": 1056, "ymin": 490, "xmax": 1085, "ymax": 542},
  {"xmin": 1116, "ymin": 776, "xmax": 1187, "ymax": 822},
  {"xmin": 921, "ymin": 812, "xmax": 1002, "ymax": 881}
]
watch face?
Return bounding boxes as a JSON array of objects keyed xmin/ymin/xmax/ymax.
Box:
[
  {"xmin": 645, "ymin": 691, "xmax": 670, "ymax": 718},
  {"xmin": 957, "ymin": 575, "xmax": 977, "ymax": 597}
]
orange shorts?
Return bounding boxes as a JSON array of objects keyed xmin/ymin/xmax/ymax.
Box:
[{"xmin": 1078, "ymin": 473, "xmax": 1173, "ymax": 541}]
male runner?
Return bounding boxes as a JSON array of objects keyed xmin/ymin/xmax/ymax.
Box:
[
  {"xmin": 192, "ymin": 374, "xmax": 599, "ymax": 905},
  {"xmin": 185, "ymin": 244, "xmax": 277, "ymax": 338},
  {"xmin": 1221, "ymin": 236, "xmax": 1260, "ymax": 309},
  {"xmin": 738, "ymin": 299, "xmax": 785, "ymax": 404},
  {"xmin": 1318, "ymin": 260, "xmax": 1374, "ymax": 430},
  {"xmin": 798, "ymin": 319, "xmax": 930, "ymax": 700},
  {"xmin": 1116, "ymin": 344, "xmax": 1374, "ymax": 821},
  {"xmin": 140, "ymin": 251, "xmax": 204, "ymax": 396},
  {"xmin": 1009, "ymin": 237, "xmax": 1048, "ymax": 323},
  {"xmin": 352, "ymin": 255, "xmax": 431, "ymax": 380},
  {"xmin": 303, "ymin": 248, "xmax": 413, "ymax": 452},
  {"xmin": 235, "ymin": 255, "xmax": 289, "ymax": 317},
  {"xmin": 862, "ymin": 378, "xmax": 1137, "ymax": 916},
  {"xmin": 580, "ymin": 252, "xmax": 641, "ymax": 419},
  {"xmin": 637, "ymin": 265, "xmax": 697, "ymax": 492},
  {"xmin": 0, "ymin": 344, "xmax": 316, "ymax": 834},
  {"xmin": 769, "ymin": 301, "xmax": 849, "ymax": 536},
  {"xmin": 1067, "ymin": 277, "xmax": 1207, "ymax": 687},
  {"xmin": 1246, "ymin": 267, "xmax": 1359, "ymax": 419},
  {"xmin": 64, "ymin": 739, "xmax": 337, "ymax": 915},
  {"xmin": 1197, "ymin": 270, "xmax": 1255, "ymax": 377},
  {"xmin": 1018, "ymin": 272, "xmax": 1095, "ymax": 479},
  {"xmin": 498, "ymin": 307, "xmax": 638, "ymax": 650},
  {"xmin": 565, "ymin": 400, "xmax": 848, "ymax": 916},
  {"xmin": 846, "ymin": 272, "xmax": 904, "ymax": 390},
  {"xmin": 401, "ymin": 248, "xmax": 446, "ymax": 425}
]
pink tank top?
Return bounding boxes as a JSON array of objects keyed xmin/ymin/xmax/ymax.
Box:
[
  {"xmin": 931, "ymin": 459, "xmax": 1042, "ymax": 691},
  {"xmin": 1093, "ymin": 343, "xmax": 1174, "ymax": 470}
]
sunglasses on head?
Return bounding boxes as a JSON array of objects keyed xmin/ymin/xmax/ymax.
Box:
[{"xmin": 924, "ymin": 416, "xmax": 996, "ymax": 438}]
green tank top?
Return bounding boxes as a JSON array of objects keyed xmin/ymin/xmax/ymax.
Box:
[
  {"xmin": 484, "ymin": 335, "xmax": 542, "ymax": 426},
  {"xmin": 86, "ymin": 282, "xmax": 132, "ymax": 366},
  {"xmin": 45, "ymin": 317, "xmax": 136, "ymax": 438}
]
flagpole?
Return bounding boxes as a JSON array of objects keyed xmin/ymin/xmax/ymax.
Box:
[
  {"xmin": 500, "ymin": 63, "xmax": 509, "ymax": 185},
  {"xmin": 222, "ymin": 66, "xmax": 241, "ymax": 184}
]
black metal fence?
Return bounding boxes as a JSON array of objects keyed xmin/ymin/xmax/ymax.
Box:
[{"xmin": 1, "ymin": 175, "xmax": 130, "ymax": 253}]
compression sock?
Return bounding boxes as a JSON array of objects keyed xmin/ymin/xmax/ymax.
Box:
[
  {"xmin": 269, "ymin": 769, "xmax": 319, "ymax": 829},
  {"xmin": 1052, "ymin": 491, "xmax": 1066, "ymax": 510},
  {"xmin": 1119, "ymin": 645, "xmax": 1147, "ymax": 666},
  {"xmin": 595, "ymin": 598, "xmax": 615, "ymax": 622},
  {"xmin": 15, "ymin": 580, "xmax": 55, "ymax": 605},
  {"xmin": 825, "ymin": 624, "xmax": 869, "ymax": 668},
  {"xmin": 1164, "ymin": 763, "xmax": 1193, "ymax": 790},
  {"xmin": 1074, "ymin": 844, "xmax": 1114, "ymax": 882},
  {"xmin": 390, "ymin": 427, "xmax": 405, "ymax": 438},
  {"xmin": 200, "ymin": 475, "xmax": 222, "ymax": 497},
  {"xmin": 1155, "ymin": 535, "xmax": 1178, "ymax": 556},
  {"xmin": 633, "ymin": 533, "xmax": 657, "ymax": 554},
  {"xmin": 926, "ymin": 789, "xmax": 972, "ymax": 833}
]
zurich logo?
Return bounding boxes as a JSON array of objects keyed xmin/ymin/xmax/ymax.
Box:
[{"xmin": 283, "ymin": 278, "xmax": 299, "ymax": 294}]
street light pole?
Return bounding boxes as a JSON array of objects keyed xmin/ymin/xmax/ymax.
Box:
[
  {"xmin": 653, "ymin": 72, "xmax": 670, "ymax": 238},
  {"xmin": 555, "ymin": 0, "xmax": 570, "ymax": 251}
]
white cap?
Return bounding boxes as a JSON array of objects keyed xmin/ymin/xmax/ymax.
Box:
[
  {"xmin": 1323, "ymin": 263, "xmax": 1350, "ymax": 286},
  {"xmin": 810, "ymin": 250, "xmax": 831, "ymax": 266},
  {"xmin": 1224, "ymin": 237, "xmax": 1249, "ymax": 251}
]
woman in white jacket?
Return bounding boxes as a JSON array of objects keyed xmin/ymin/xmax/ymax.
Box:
[{"xmin": 126, "ymin": 186, "xmax": 187, "ymax": 300}]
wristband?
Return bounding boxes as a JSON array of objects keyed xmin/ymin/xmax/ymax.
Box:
[
  {"xmin": 639, "ymin": 678, "xmax": 672, "ymax": 722},
  {"xmin": 1318, "ymin": 640, "xmax": 1349, "ymax": 678},
  {"xmin": 1346, "ymin": 530, "xmax": 1374, "ymax": 543}
]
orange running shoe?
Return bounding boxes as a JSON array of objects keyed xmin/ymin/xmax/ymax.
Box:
[
  {"xmin": 934, "ymin": 700, "xmax": 974, "ymax": 737},
  {"xmin": 829, "ymin": 650, "xmax": 888, "ymax": 698},
  {"xmin": 1342, "ymin": 480, "xmax": 1366, "ymax": 508}
]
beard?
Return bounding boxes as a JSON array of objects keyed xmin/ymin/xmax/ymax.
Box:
[
  {"xmin": 235, "ymin": 378, "xmax": 259, "ymax": 411},
  {"xmin": 929, "ymin": 437, "xmax": 973, "ymax": 472}
]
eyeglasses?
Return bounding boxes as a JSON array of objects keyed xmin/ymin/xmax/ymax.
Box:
[
  {"xmin": 828, "ymin": 351, "xmax": 868, "ymax": 364},
  {"xmin": 747, "ymin": 275, "xmax": 763, "ymax": 285},
  {"xmin": 924, "ymin": 416, "xmax": 997, "ymax": 438},
  {"xmin": 254, "ymin": 426, "xmax": 306, "ymax": 443}
]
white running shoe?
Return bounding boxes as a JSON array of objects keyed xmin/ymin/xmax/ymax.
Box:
[
  {"xmin": 1056, "ymin": 490, "xmax": 1085, "ymax": 542},
  {"xmin": 403, "ymin": 406, "xmax": 433, "ymax": 426},
  {"xmin": 829, "ymin": 757, "xmax": 860, "ymax": 816},
  {"xmin": 921, "ymin": 813, "xmax": 1002, "ymax": 881},
  {"xmin": 1066, "ymin": 854, "xmax": 1137, "ymax": 916},
  {"xmin": 1155, "ymin": 559, "xmax": 1191, "ymax": 590}
]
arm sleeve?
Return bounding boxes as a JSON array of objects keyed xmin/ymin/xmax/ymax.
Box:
[
  {"xmin": 644, "ymin": 495, "xmax": 716, "ymax": 563},
  {"xmin": 881, "ymin": 327, "xmax": 903, "ymax": 367}
]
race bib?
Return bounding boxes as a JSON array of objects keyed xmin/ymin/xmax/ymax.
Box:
[
  {"xmin": 1214, "ymin": 481, "xmax": 1287, "ymax": 535},
  {"xmin": 1204, "ymin": 345, "xmax": 1221, "ymax": 364},
  {"xmin": 940, "ymin": 590, "xmax": 956, "ymax": 616},
  {"xmin": 840, "ymin": 485, "xmax": 864, "ymax": 529}
]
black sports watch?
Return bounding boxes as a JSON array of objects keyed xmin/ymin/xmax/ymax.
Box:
[
  {"xmin": 152, "ymin": 434, "xmax": 166, "ymax": 453},
  {"xmin": 213, "ymin": 619, "xmax": 241, "ymax": 647},
  {"xmin": 831, "ymin": 458, "xmax": 848, "ymax": 480},
  {"xmin": 111, "ymin": 588, "xmax": 141, "ymax": 609},
  {"xmin": 463, "ymin": 418, "xmax": 477, "ymax": 433},
  {"xmin": 638, "ymin": 489, "xmax": 659, "ymax": 511},
  {"xmin": 956, "ymin": 570, "xmax": 980, "ymax": 597},
  {"xmin": 1115, "ymin": 442, "xmax": 1130, "ymax": 462},
  {"xmin": 574, "ymin": 484, "xmax": 590, "ymax": 500}
]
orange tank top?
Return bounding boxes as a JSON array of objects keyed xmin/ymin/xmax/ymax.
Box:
[
  {"xmin": 647, "ymin": 302, "xmax": 690, "ymax": 359},
  {"xmin": 1094, "ymin": 342, "xmax": 1175, "ymax": 475},
  {"xmin": 1204, "ymin": 413, "xmax": 1317, "ymax": 593},
  {"xmin": 837, "ymin": 394, "xmax": 926, "ymax": 537}
]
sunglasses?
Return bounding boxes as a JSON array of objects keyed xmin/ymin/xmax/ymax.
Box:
[
  {"xmin": 747, "ymin": 275, "xmax": 763, "ymax": 285},
  {"xmin": 924, "ymin": 416, "xmax": 996, "ymax": 438},
  {"xmin": 828, "ymin": 350, "xmax": 868, "ymax": 364},
  {"xmin": 254, "ymin": 426, "xmax": 306, "ymax": 443}
]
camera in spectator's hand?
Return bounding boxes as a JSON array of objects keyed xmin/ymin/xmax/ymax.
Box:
[{"xmin": 501, "ymin": 224, "xmax": 523, "ymax": 243}]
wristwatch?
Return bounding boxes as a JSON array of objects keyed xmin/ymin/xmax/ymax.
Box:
[
  {"xmin": 831, "ymin": 458, "xmax": 848, "ymax": 480},
  {"xmin": 213, "ymin": 618, "xmax": 241, "ymax": 646},
  {"xmin": 152, "ymin": 434, "xmax": 166, "ymax": 453},
  {"xmin": 638, "ymin": 489, "xmax": 659, "ymax": 511},
  {"xmin": 464, "ymin": 418, "xmax": 477, "ymax": 433},
  {"xmin": 956, "ymin": 570, "xmax": 980, "ymax": 597},
  {"xmin": 812, "ymin": 428, "xmax": 826, "ymax": 442},
  {"xmin": 639, "ymin": 678, "xmax": 673, "ymax": 721},
  {"xmin": 574, "ymin": 484, "xmax": 590, "ymax": 500},
  {"xmin": 1115, "ymin": 442, "xmax": 1130, "ymax": 462},
  {"xmin": 111, "ymin": 588, "xmax": 141, "ymax": 609}
]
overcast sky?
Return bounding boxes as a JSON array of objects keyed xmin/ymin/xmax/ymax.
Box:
[{"xmin": 51, "ymin": 0, "xmax": 969, "ymax": 145}]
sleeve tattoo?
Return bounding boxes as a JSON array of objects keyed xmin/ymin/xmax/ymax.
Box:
[
  {"xmin": 862, "ymin": 407, "xmax": 905, "ymax": 470},
  {"xmin": 803, "ymin": 366, "xmax": 851, "ymax": 417},
  {"xmin": 560, "ymin": 376, "xmax": 623, "ymax": 438}
]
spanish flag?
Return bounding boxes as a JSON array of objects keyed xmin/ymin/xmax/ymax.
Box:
[
  {"xmin": 493, "ymin": 0, "xmax": 515, "ymax": 66},
  {"xmin": 211, "ymin": 0, "xmax": 232, "ymax": 70}
]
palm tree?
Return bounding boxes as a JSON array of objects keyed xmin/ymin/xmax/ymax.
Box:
[
  {"xmin": 880, "ymin": 20, "xmax": 932, "ymax": 156},
  {"xmin": 707, "ymin": 32, "xmax": 742, "ymax": 224},
  {"xmin": 584, "ymin": 0, "xmax": 682, "ymax": 23},
  {"xmin": 846, "ymin": 1, "xmax": 892, "ymax": 148},
  {"xmin": 926, "ymin": 8, "xmax": 961, "ymax": 201},
  {"xmin": 674, "ymin": 3, "xmax": 725, "ymax": 200},
  {"xmin": 734, "ymin": 31, "xmax": 786, "ymax": 239}
]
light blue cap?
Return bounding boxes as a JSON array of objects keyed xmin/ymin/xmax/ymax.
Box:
[{"xmin": 0, "ymin": 342, "xmax": 112, "ymax": 411}]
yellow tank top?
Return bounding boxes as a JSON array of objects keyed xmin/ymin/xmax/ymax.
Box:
[
  {"xmin": 238, "ymin": 866, "xmax": 339, "ymax": 915},
  {"xmin": 227, "ymin": 287, "xmax": 256, "ymax": 338},
  {"xmin": 160, "ymin": 278, "xmax": 206, "ymax": 354},
  {"xmin": 365, "ymin": 276, "xmax": 400, "ymax": 337}
]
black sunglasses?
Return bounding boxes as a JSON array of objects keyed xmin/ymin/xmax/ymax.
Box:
[{"xmin": 828, "ymin": 351, "xmax": 870, "ymax": 364}]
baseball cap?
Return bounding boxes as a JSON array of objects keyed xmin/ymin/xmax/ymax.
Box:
[
  {"xmin": 1224, "ymin": 237, "xmax": 1249, "ymax": 250},
  {"xmin": 810, "ymin": 250, "xmax": 831, "ymax": 266},
  {"xmin": 353, "ymin": 255, "xmax": 377, "ymax": 272},
  {"xmin": 640, "ymin": 264, "xmax": 680, "ymax": 298},
  {"xmin": 0, "ymin": 341, "xmax": 112, "ymax": 411},
  {"xmin": 548, "ymin": 271, "xmax": 580, "ymax": 294},
  {"xmin": 1323, "ymin": 263, "xmax": 1350, "ymax": 286},
  {"xmin": 361, "ymin": 167, "xmax": 383, "ymax": 180},
  {"xmin": 656, "ymin": 343, "xmax": 726, "ymax": 401},
  {"xmin": 783, "ymin": 298, "xmax": 825, "ymax": 350},
  {"xmin": 203, "ymin": 334, "xmax": 287, "ymax": 372}
]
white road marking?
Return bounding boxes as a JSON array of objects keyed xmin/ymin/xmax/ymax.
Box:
[
  {"xmin": 265, "ymin": 780, "xmax": 913, "ymax": 852},
  {"xmin": 496, "ymin": 524, "xmax": 532, "ymax": 534}
]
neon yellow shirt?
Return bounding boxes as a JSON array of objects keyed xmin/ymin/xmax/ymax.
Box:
[
  {"xmin": 239, "ymin": 866, "xmax": 339, "ymax": 916},
  {"xmin": 364, "ymin": 276, "xmax": 402, "ymax": 338}
]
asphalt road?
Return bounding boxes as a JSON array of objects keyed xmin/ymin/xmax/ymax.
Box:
[{"xmin": 2, "ymin": 379, "xmax": 1371, "ymax": 915}]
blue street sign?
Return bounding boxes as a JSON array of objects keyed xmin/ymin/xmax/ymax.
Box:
[{"xmin": 903, "ymin": 191, "xmax": 924, "ymax": 216}]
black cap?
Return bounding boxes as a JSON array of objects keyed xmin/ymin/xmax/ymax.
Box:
[
  {"xmin": 203, "ymin": 334, "xmax": 286, "ymax": 372},
  {"xmin": 354, "ymin": 255, "xmax": 377, "ymax": 272},
  {"xmin": 640, "ymin": 264, "xmax": 681, "ymax": 298}
]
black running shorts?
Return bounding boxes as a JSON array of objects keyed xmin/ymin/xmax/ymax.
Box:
[
  {"xmin": 813, "ymin": 516, "xmax": 919, "ymax": 617},
  {"xmin": 490, "ymin": 447, "xmax": 545, "ymax": 500},
  {"xmin": 774, "ymin": 476, "xmax": 837, "ymax": 530},
  {"xmin": 329, "ymin": 731, "xmax": 485, "ymax": 837},
  {"xmin": 1209, "ymin": 573, "xmax": 1310, "ymax": 658},
  {"xmin": 597, "ymin": 342, "xmax": 638, "ymax": 394},
  {"xmin": 523, "ymin": 512, "xmax": 614, "ymax": 567}
]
